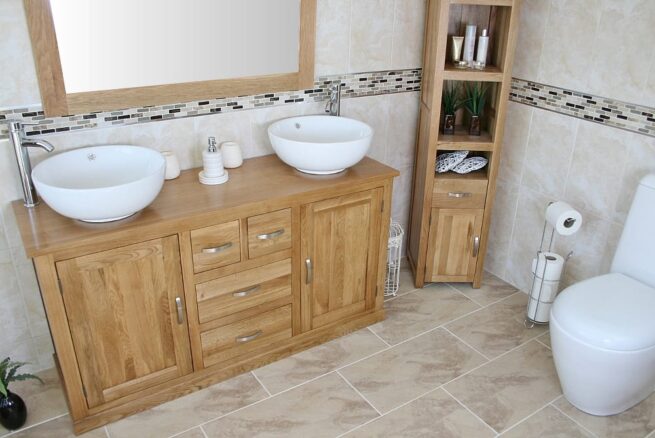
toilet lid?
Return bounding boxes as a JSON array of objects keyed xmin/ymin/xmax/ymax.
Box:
[{"xmin": 551, "ymin": 273, "xmax": 655, "ymax": 351}]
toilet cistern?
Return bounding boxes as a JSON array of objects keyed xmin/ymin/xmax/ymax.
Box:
[{"xmin": 5, "ymin": 120, "xmax": 55, "ymax": 207}]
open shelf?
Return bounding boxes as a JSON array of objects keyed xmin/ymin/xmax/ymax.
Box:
[
  {"xmin": 435, "ymin": 166, "xmax": 489, "ymax": 182},
  {"xmin": 450, "ymin": 0, "xmax": 513, "ymax": 6},
  {"xmin": 443, "ymin": 64, "xmax": 503, "ymax": 82},
  {"xmin": 437, "ymin": 127, "xmax": 494, "ymax": 151}
]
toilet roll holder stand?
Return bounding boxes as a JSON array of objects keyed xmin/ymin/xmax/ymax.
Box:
[{"xmin": 524, "ymin": 214, "xmax": 574, "ymax": 328}]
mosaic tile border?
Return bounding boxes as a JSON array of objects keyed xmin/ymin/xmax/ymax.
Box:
[
  {"xmin": 510, "ymin": 78, "xmax": 655, "ymax": 138},
  {"xmin": 0, "ymin": 69, "xmax": 421, "ymax": 139}
]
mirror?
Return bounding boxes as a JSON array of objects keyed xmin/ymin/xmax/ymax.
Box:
[{"xmin": 24, "ymin": 0, "xmax": 316, "ymax": 116}]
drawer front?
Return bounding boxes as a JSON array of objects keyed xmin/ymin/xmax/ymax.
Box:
[
  {"xmin": 196, "ymin": 259, "xmax": 292, "ymax": 324},
  {"xmin": 201, "ymin": 305, "xmax": 292, "ymax": 368},
  {"xmin": 191, "ymin": 220, "xmax": 241, "ymax": 273},
  {"xmin": 432, "ymin": 178, "xmax": 488, "ymax": 209},
  {"xmin": 247, "ymin": 209, "xmax": 292, "ymax": 259}
]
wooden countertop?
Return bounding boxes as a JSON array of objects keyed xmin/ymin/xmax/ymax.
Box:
[{"xmin": 13, "ymin": 155, "xmax": 398, "ymax": 258}]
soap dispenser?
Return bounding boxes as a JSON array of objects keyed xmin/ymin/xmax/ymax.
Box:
[{"xmin": 199, "ymin": 136, "xmax": 229, "ymax": 185}]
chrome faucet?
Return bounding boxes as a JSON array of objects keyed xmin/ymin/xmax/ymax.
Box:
[
  {"xmin": 6, "ymin": 121, "xmax": 55, "ymax": 207},
  {"xmin": 325, "ymin": 83, "xmax": 342, "ymax": 116}
]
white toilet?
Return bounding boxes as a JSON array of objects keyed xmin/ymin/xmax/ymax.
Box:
[{"xmin": 550, "ymin": 174, "xmax": 655, "ymax": 416}]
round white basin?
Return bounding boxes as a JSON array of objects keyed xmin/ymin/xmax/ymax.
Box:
[
  {"xmin": 32, "ymin": 145, "xmax": 165, "ymax": 223},
  {"xmin": 268, "ymin": 115, "xmax": 373, "ymax": 175}
]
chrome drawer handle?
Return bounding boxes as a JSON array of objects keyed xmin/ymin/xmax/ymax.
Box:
[
  {"xmin": 305, "ymin": 258, "xmax": 313, "ymax": 284},
  {"xmin": 257, "ymin": 229, "xmax": 285, "ymax": 240},
  {"xmin": 473, "ymin": 236, "xmax": 480, "ymax": 257},
  {"xmin": 175, "ymin": 297, "xmax": 185, "ymax": 324},
  {"xmin": 232, "ymin": 285, "xmax": 260, "ymax": 298},
  {"xmin": 448, "ymin": 192, "xmax": 472, "ymax": 198},
  {"xmin": 202, "ymin": 242, "xmax": 233, "ymax": 254},
  {"xmin": 236, "ymin": 330, "xmax": 263, "ymax": 344}
]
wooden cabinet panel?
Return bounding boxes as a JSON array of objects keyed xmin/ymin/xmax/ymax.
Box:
[
  {"xmin": 300, "ymin": 189, "xmax": 382, "ymax": 331},
  {"xmin": 432, "ymin": 176, "xmax": 488, "ymax": 209},
  {"xmin": 201, "ymin": 305, "xmax": 292, "ymax": 368},
  {"xmin": 247, "ymin": 208, "xmax": 292, "ymax": 259},
  {"xmin": 425, "ymin": 208, "xmax": 483, "ymax": 283},
  {"xmin": 196, "ymin": 259, "xmax": 292, "ymax": 324},
  {"xmin": 191, "ymin": 220, "xmax": 241, "ymax": 273},
  {"xmin": 56, "ymin": 236, "xmax": 192, "ymax": 409}
]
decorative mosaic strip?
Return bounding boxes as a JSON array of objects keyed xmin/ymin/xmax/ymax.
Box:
[
  {"xmin": 510, "ymin": 78, "xmax": 655, "ymax": 138},
  {"xmin": 0, "ymin": 69, "xmax": 421, "ymax": 139}
]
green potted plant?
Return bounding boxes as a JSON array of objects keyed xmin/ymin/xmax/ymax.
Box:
[
  {"xmin": 0, "ymin": 358, "xmax": 43, "ymax": 430},
  {"xmin": 441, "ymin": 82, "xmax": 464, "ymax": 135},
  {"xmin": 463, "ymin": 82, "xmax": 488, "ymax": 136}
]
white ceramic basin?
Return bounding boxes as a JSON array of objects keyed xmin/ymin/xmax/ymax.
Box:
[
  {"xmin": 32, "ymin": 145, "xmax": 165, "ymax": 222},
  {"xmin": 268, "ymin": 115, "xmax": 373, "ymax": 174}
]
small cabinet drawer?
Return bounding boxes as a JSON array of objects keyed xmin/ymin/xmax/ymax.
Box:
[
  {"xmin": 191, "ymin": 220, "xmax": 241, "ymax": 273},
  {"xmin": 247, "ymin": 209, "xmax": 292, "ymax": 259},
  {"xmin": 432, "ymin": 177, "xmax": 488, "ymax": 209},
  {"xmin": 196, "ymin": 259, "xmax": 292, "ymax": 324},
  {"xmin": 201, "ymin": 305, "xmax": 292, "ymax": 368}
]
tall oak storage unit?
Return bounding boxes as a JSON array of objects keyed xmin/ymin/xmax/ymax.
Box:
[{"xmin": 407, "ymin": 0, "xmax": 522, "ymax": 288}]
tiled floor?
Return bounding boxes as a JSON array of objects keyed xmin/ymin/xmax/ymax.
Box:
[{"xmin": 2, "ymin": 269, "xmax": 655, "ymax": 438}]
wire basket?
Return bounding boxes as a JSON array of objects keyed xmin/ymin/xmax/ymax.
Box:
[{"xmin": 384, "ymin": 221, "xmax": 404, "ymax": 297}]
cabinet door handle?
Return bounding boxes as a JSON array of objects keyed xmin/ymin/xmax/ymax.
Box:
[
  {"xmin": 305, "ymin": 258, "xmax": 313, "ymax": 284},
  {"xmin": 202, "ymin": 242, "xmax": 233, "ymax": 254},
  {"xmin": 235, "ymin": 330, "xmax": 263, "ymax": 344},
  {"xmin": 257, "ymin": 229, "xmax": 285, "ymax": 240},
  {"xmin": 175, "ymin": 297, "xmax": 185, "ymax": 324},
  {"xmin": 448, "ymin": 192, "xmax": 472, "ymax": 198},
  {"xmin": 232, "ymin": 285, "xmax": 260, "ymax": 298},
  {"xmin": 472, "ymin": 236, "xmax": 480, "ymax": 257}
]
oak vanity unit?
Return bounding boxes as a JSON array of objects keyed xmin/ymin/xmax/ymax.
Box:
[{"xmin": 13, "ymin": 155, "xmax": 397, "ymax": 434}]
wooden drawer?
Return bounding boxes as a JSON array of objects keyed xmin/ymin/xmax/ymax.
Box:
[
  {"xmin": 196, "ymin": 259, "xmax": 292, "ymax": 324},
  {"xmin": 191, "ymin": 220, "xmax": 241, "ymax": 273},
  {"xmin": 247, "ymin": 209, "xmax": 292, "ymax": 259},
  {"xmin": 432, "ymin": 177, "xmax": 487, "ymax": 209},
  {"xmin": 201, "ymin": 305, "xmax": 292, "ymax": 368}
]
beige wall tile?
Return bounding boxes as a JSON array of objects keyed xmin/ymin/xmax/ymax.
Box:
[
  {"xmin": 390, "ymin": 0, "xmax": 426, "ymax": 70},
  {"xmin": 349, "ymin": 0, "xmax": 395, "ymax": 72},
  {"xmin": 341, "ymin": 94, "xmax": 390, "ymax": 163},
  {"xmin": 613, "ymin": 133, "xmax": 655, "ymax": 224},
  {"xmin": 511, "ymin": 0, "xmax": 550, "ymax": 80},
  {"xmin": 498, "ymin": 102, "xmax": 532, "ymax": 186},
  {"xmin": 485, "ymin": 178, "xmax": 519, "ymax": 278},
  {"xmin": 537, "ymin": 0, "xmax": 601, "ymax": 91},
  {"xmin": 315, "ymin": 0, "xmax": 351, "ymax": 76},
  {"xmin": 385, "ymin": 92, "xmax": 420, "ymax": 169}
]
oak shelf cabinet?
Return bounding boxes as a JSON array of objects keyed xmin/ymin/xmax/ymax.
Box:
[
  {"xmin": 407, "ymin": 0, "xmax": 522, "ymax": 288},
  {"xmin": 13, "ymin": 155, "xmax": 397, "ymax": 434}
]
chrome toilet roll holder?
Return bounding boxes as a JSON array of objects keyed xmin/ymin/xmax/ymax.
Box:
[{"xmin": 524, "ymin": 214, "xmax": 574, "ymax": 329}]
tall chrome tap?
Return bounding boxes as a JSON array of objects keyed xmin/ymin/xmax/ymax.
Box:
[
  {"xmin": 325, "ymin": 83, "xmax": 342, "ymax": 116},
  {"xmin": 5, "ymin": 121, "xmax": 55, "ymax": 207}
]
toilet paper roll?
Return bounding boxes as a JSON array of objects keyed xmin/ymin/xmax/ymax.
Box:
[
  {"xmin": 527, "ymin": 297, "xmax": 552, "ymax": 323},
  {"xmin": 531, "ymin": 252, "xmax": 565, "ymax": 281},
  {"xmin": 545, "ymin": 201, "xmax": 582, "ymax": 236}
]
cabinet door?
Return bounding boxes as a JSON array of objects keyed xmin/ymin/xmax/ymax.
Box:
[
  {"xmin": 425, "ymin": 208, "xmax": 483, "ymax": 283},
  {"xmin": 56, "ymin": 236, "xmax": 193, "ymax": 409},
  {"xmin": 300, "ymin": 189, "xmax": 382, "ymax": 331}
]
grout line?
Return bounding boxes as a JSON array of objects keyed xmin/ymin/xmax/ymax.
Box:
[
  {"xmin": 499, "ymin": 397, "xmax": 564, "ymax": 437},
  {"xmin": 535, "ymin": 335, "xmax": 551, "ymax": 350},
  {"xmin": 442, "ymin": 387, "xmax": 500, "ymax": 436},
  {"xmin": 250, "ymin": 371, "xmax": 272, "ymax": 397},
  {"xmin": 442, "ymin": 327, "xmax": 491, "ymax": 361},
  {"xmin": 444, "ymin": 282, "xmax": 485, "ymax": 308},
  {"xmin": 549, "ymin": 400, "xmax": 600, "ymax": 438},
  {"xmin": 104, "ymin": 425, "xmax": 111, "ymax": 438},
  {"xmin": 366, "ymin": 326, "xmax": 392, "ymax": 348},
  {"xmin": 336, "ymin": 370, "xmax": 383, "ymax": 417},
  {"xmin": 2, "ymin": 413, "xmax": 68, "ymax": 437},
  {"xmin": 199, "ymin": 425, "xmax": 210, "ymax": 438}
]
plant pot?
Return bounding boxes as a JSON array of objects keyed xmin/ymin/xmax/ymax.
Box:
[
  {"xmin": 442, "ymin": 114, "xmax": 455, "ymax": 135},
  {"xmin": 0, "ymin": 391, "xmax": 27, "ymax": 430},
  {"xmin": 469, "ymin": 115, "xmax": 481, "ymax": 136}
]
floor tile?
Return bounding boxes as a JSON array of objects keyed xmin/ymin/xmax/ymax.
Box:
[
  {"xmin": 445, "ymin": 340, "xmax": 562, "ymax": 433},
  {"xmin": 0, "ymin": 368, "xmax": 68, "ymax": 436},
  {"xmin": 554, "ymin": 392, "xmax": 655, "ymax": 438},
  {"xmin": 501, "ymin": 405, "xmax": 593, "ymax": 437},
  {"xmin": 537, "ymin": 332, "xmax": 552, "ymax": 348},
  {"xmin": 202, "ymin": 373, "xmax": 378, "ymax": 438},
  {"xmin": 370, "ymin": 284, "xmax": 480, "ymax": 345},
  {"xmin": 7, "ymin": 415, "xmax": 105, "ymax": 438},
  {"xmin": 449, "ymin": 271, "xmax": 520, "ymax": 306},
  {"xmin": 173, "ymin": 428, "xmax": 206, "ymax": 438},
  {"xmin": 446, "ymin": 292, "xmax": 548, "ymax": 358},
  {"xmin": 340, "ymin": 328, "xmax": 486, "ymax": 414},
  {"xmin": 344, "ymin": 388, "xmax": 495, "ymax": 437},
  {"xmin": 253, "ymin": 328, "xmax": 387, "ymax": 394},
  {"xmin": 106, "ymin": 373, "xmax": 267, "ymax": 438}
]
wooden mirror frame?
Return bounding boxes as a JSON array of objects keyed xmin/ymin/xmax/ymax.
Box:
[{"xmin": 23, "ymin": 0, "xmax": 316, "ymax": 116}]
